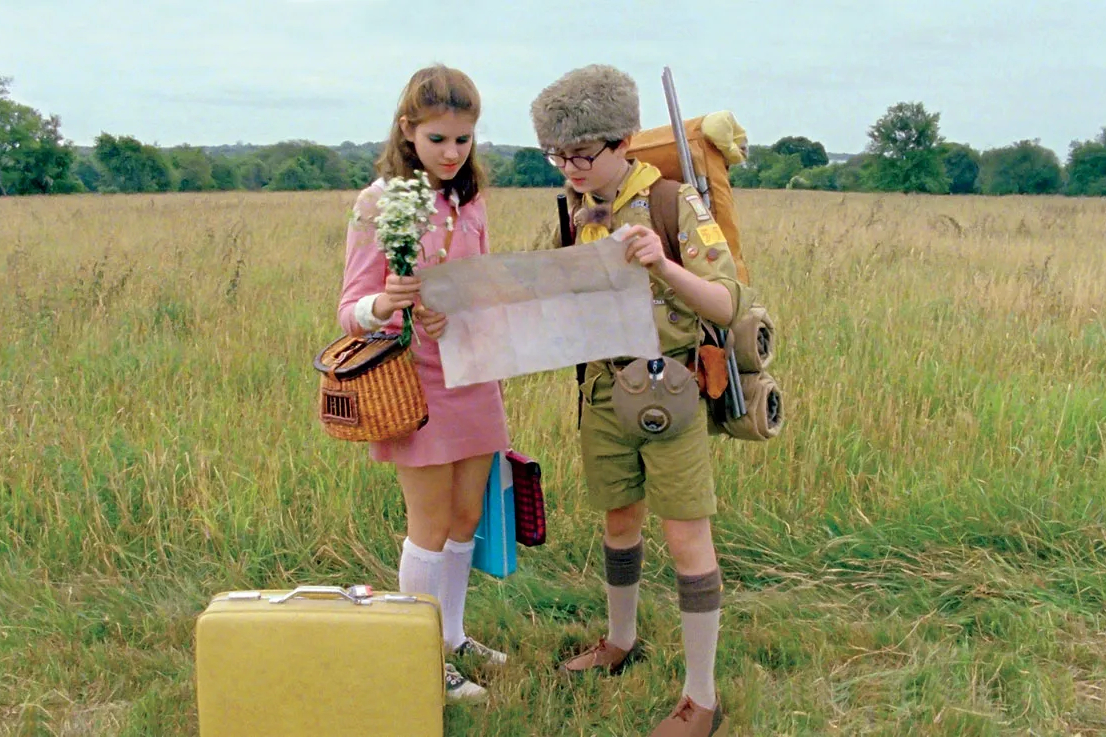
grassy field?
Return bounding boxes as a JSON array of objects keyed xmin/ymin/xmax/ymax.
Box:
[{"xmin": 1, "ymin": 187, "xmax": 1104, "ymax": 736}]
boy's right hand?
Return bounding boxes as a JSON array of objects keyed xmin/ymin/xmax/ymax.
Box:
[
  {"xmin": 374, "ymin": 274, "xmax": 422, "ymax": 319},
  {"xmin": 621, "ymin": 224, "xmax": 669, "ymax": 276}
]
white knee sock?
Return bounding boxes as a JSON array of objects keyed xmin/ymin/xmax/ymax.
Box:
[
  {"xmin": 440, "ymin": 537, "xmax": 475, "ymax": 650},
  {"xmin": 606, "ymin": 584, "xmax": 640, "ymax": 652},
  {"xmin": 678, "ymin": 569, "xmax": 723, "ymax": 709},
  {"xmin": 398, "ymin": 537, "xmax": 444, "ymax": 601},
  {"xmin": 681, "ymin": 608, "xmax": 721, "ymax": 708},
  {"xmin": 604, "ymin": 539, "xmax": 644, "ymax": 652}
]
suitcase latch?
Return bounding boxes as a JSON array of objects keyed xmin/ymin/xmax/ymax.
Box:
[{"xmin": 225, "ymin": 591, "xmax": 262, "ymax": 601}]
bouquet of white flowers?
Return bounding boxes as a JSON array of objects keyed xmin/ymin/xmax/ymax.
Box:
[{"xmin": 370, "ymin": 171, "xmax": 438, "ymax": 346}]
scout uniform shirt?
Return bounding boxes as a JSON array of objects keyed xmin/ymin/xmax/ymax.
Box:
[{"xmin": 573, "ymin": 159, "xmax": 741, "ymax": 362}]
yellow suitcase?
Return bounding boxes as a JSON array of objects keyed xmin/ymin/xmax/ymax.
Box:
[{"xmin": 196, "ymin": 585, "xmax": 444, "ymax": 737}]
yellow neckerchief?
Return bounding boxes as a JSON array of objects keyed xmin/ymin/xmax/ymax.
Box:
[{"xmin": 578, "ymin": 160, "xmax": 662, "ymax": 243}]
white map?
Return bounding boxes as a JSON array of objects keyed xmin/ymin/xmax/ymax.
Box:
[{"xmin": 419, "ymin": 234, "xmax": 660, "ymax": 389}]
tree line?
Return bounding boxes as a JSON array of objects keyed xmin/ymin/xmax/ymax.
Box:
[
  {"xmin": 2, "ymin": 76, "xmax": 1104, "ymax": 197},
  {"xmin": 735, "ymin": 103, "xmax": 1106, "ymax": 197}
]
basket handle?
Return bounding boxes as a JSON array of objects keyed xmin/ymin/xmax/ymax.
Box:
[
  {"xmin": 332, "ymin": 340, "xmax": 367, "ymax": 369},
  {"xmin": 326, "ymin": 338, "xmax": 368, "ymax": 381}
]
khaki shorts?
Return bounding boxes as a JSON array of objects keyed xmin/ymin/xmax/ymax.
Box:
[{"xmin": 578, "ymin": 365, "xmax": 716, "ymax": 520}]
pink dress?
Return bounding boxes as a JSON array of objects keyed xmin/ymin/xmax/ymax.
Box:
[{"xmin": 338, "ymin": 181, "xmax": 510, "ymax": 467}]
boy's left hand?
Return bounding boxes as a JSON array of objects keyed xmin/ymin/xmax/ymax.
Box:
[
  {"xmin": 622, "ymin": 225, "xmax": 669, "ymax": 275},
  {"xmin": 415, "ymin": 305, "xmax": 448, "ymax": 340}
]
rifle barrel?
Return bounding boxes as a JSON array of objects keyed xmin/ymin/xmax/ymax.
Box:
[
  {"xmin": 662, "ymin": 67, "xmax": 699, "ymax": 193},
  {"xmin": 556, "ymin": 194, "xmax": 572, "ymax": 248}
]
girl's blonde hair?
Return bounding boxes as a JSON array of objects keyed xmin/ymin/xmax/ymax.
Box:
[{"xmin": 376, "ymin": 65, "xmax": 487, "ymax": 206}]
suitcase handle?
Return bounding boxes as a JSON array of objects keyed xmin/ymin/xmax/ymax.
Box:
[{"xmin": 268, "ymin": 586, "xmax": 366, "ymax": 605}]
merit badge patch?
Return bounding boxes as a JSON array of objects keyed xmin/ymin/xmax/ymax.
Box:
[
  {"xmin": 685, "ymin": 195, "xmax": 711, "ymax": 221},
  {"xmin": 630, "ymin": 199, "xmax": 650, "ymax": 209},
  {"xmin": 696, "ymin": 223, "xmax": 726, "ymax": 246}
]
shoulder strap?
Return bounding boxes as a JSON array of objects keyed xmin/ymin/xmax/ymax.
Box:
[
  {"xmin": 556, "ymin": 187, "xmax": 581, "ymax": 248},
  {"xmin": 649, "ymin": 179, "xmax": 683, "ymax": 267}
]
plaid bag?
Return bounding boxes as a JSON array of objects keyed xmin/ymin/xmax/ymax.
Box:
[{"xmin": 506, "ymin": 450, "xmax": 545, "ymax": 547}]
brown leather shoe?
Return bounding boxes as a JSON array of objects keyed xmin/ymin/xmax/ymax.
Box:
[
  {"xmin": 648, "ymin": 696, "xmax": 728, "ymax": 737},
  {"xmin": 558, "ymin": 637, "xmax": 640, "ymax": 675}
]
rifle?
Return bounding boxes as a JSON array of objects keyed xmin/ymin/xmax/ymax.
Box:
[
  {"xmin": 662, "ymin": 67, "xmax": 710, "ymax": 209},
  {"xmin": 661, "ymin": 66, "xmax": 746, "ymax": 419}
]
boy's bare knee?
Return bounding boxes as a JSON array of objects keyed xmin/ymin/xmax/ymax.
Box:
[
  {"xmin": 662, "ymin": 517, "xmax": 717, "ymax": 575},
  {"xmin": 605, "ymin": 502, "xmax": 646, "ymax": 546}
]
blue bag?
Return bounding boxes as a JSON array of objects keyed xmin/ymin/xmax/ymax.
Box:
[{"xmin": 472, "ymin": 451, "xmax": 517, "ymax": 578}]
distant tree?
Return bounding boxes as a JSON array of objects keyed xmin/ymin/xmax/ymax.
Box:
[
  {"xmin": 170, "ymin": 145, "xmax": 216, "ymax": 192},
  {"xmin": 0, "ymin": 76, "xmax": 79, "ymax": 195},
  {"xmin": 729, "ymin": 145, "xmax": 770, "ymax": 188},
  {"xmin": 938, "ymin": 143, "xmax": 981, "ymax": 194},
  {"xmin": 770, "ymin": 136, "xmax": 829, "ymax": 169},
  {"xmin": 335, "ymin": 140, "xmax": 380, "ymax": 163},
  {"xmin": 482, "ymin": 151, "xmax": 515, "ymax": 186},
  {"xmin": 269, "ymin": 157, "xmax": 328, "ymax": 191},
  {"xmin": 728, "ymin": 163, "xmax": 758, "ymax": 188},
  {"xmin": 261, "ymin": 141, "xmax": 350, "ymax": 190},
  {"xmin": 837, "ymin": 154, "xmax": 878, "ymax": 192},
  {"xmin": 94, "ymin": 133, "xmax": 173, "ymax": 193},
  {"xmin": 235, "ymin": 156, "xmax": 269, "ymax": 190},
  {"xmin": 211, "ymin": 157, "xmax": 241, "ymax": 191},
  {"xmin": 865, "ymin": 102, "xmax": 949, "ymax": 193},
  {"xmin": 73, "ymin": 155, "xmax": 103, "ymax": 192},
  {"xmin": 345, "ymin": 153, "xmax": 375, "ymax": 189},
  {"xmin": 510, "ymin": 148, "xmax": 562, "ymax": 187},
  {"xmin": 979, "ymin": 140, "xmax": 1063, "ymax": 195},
  {"xmin": 296, "ymin": 143, "xmax": 351, "ymax": 189},
  {"xmin": 1065, "ymin": 129, "xmax": 1106, "ymax": 196},
  {"xmin": 801, "ymin": 164, "xmax": 843, "ymax": 191},
  {"xmin": 758, "ymin": 153, "xmax": 804, "ymax": 189}
]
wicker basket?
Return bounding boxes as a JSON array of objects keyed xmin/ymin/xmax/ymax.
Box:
[{"xmin": 314, "ymin": 333, "xmax": 429, "ymax": 442}]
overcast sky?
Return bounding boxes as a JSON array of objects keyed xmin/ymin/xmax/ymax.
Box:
[{"xmin": 2, "ymin": 0, "xmax": 1103, "ymax": 157}]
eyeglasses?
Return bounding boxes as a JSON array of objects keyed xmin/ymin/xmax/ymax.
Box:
[{"xmin": 544, "ymin": 142, "xmax": 615, "ymax": 171}]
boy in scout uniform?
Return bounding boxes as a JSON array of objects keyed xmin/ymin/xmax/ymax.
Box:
[{"xmin": 531, "ymin": 65, "xmax": 737, "ymax": 737}]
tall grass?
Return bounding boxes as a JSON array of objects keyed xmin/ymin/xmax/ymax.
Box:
[{"xmin": 1, "ymin": 189, "xmax": 1104, "ymax": 735}]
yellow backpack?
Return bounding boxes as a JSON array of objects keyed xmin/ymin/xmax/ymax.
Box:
[{"xmin": 628, "ymin": 111, "xmax": 750, "ymax": 285}]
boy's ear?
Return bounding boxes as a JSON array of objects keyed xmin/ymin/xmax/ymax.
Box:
[
  {"xmin": 613, "ymin": 136, "xmax": 633, "ymax": 155},
  {"xmin": 399, "ymin": 116, "xmax": 415, "ymax": 142}
]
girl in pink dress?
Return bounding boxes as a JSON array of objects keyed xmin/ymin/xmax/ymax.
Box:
[{"xmin": 337, "ymin": 65, "xmax": 509, "ymax": 703}]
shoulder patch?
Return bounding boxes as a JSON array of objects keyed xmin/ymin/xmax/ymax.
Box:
[
  {"xmin": 630, "ymin": 198, "xmax": 650, "ymax": 209},
  {"xmin": 696, "ymin": 223, "xmax": 726, "ymax": 246},
  {"xmin": 685, "ymin": 194, "xmax": 711, "ymax": 221}
]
